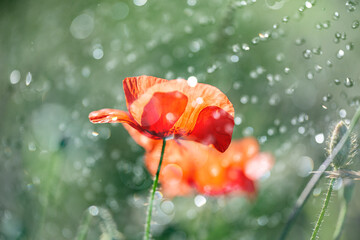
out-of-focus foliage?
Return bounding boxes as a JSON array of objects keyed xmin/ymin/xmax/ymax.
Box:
[{"xmin": 1, "ymin": 0, "xmax": 360, "ymax": 239}]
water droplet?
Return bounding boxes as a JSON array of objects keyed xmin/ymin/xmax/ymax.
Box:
[
  {"xmin": 333, "ymin": 12, "xmax": 340, "ymax": 20},
  {"xmin": 345, "ymin": 42, "xmax": 354, "ymax": 51},
  {"xmin": 306, "ymin": 71, "xmax": 314, "ymax": 80},
  {"xmin": 336, "ymin": 49, "xmax": 345, "ymax": 59},
  {"xmin": 134, "ymin": 0, "xmax": 147, "ymax": 6},
  {"xmin": 240, "ymin": 95, "xmax": 249, "ymax": 104},
  {"xmin": 233, "ymin": 82, "xmax": 241, "ymax": 90},
  {"xmin": 269, "ymin": 94, "xmax": 281, "ymax": 106},
  {"xmin": 232, "ymin": 44, "xmax": 240, "ymax": 53},
  {"xmin": 295, "ymin": 38, "xmax": 305, "ymax": 46},
  {"xmin": 305, "ymin": 1, "xmax": 313, "ymax": 8},
  {"xmin": 312, "ymin": 47, "xmax": 322, "ymax": 55},
  {"xmin": 194, "ymin": 195, "xmax": 206, "ymax": 207},
  {"xmin": 111, "ymin": 2, "xmax": 130, "ymax": 20},
  {"xmin": 315, "ymin": 133, "xmax": 324, "ymax": 144},
  {"xmin": 70, "ymin": 14, "xmax": 94, "ymax": 40},
  {"xmin": 339, "ymin": 109, "xmax": 347, "ymax": 118},
  {"xmin": 322, "ymin": 21, "xmax": 330, "ymax": 29},
  {"xmin": 341, "ymin": 32, "xmax": 346, "ymax": 40},
  {"xmin": 344, "ymin": 77, "xmax": 353, "ymax": 87},
  {"xmin": 326, "ymin": 60, "xmax": 333, "ymax": 67},
  {"xmin": 303, "ymin": 49, "xmax": 312, "ymax": 59},
  {"xmin": 187, "ymin": 0, "xmax": 197, "ymax": 6},
  {"xmin": 257, "ymin": 216, "xmax": 269, "ymax": 226},
  {"xmin": 298, "ymin": 126, "xmax": 305, "ymax": 134},
  {"xmin": 251, "ymin": 37, "xmax": 260, "ymax": 45},
  {"xmin": 92, "ymin": 45, "xmax": 104, "ymax": 60},
  {"xmin": 230, "ymin": 55, "xmax": 239, "ymax": 62},
  {"xmin": 187, "ymin": 76, "xmax": 198, "ymax": 87},
  {"xmin": 352, "ymin": 20, "xmax": 359, "ymax": 29},
  {"xmin": 345, "ymin": 1, "xmax": 356, "ymax": 12},
  {"xmin": 334, "ymin": 78, "xmax": 341, "ymax": 85},
  {"xmin": 242, "ymin": 43, "xmax": 250, "ymax": 51},
  {"xmin": 323, "ymin": 94, "xmax": 332, "ymax": 102},
  {"xmin": 314, "ymin": 65, "xmax": 322, "ymax": 72},
  {"xmin": 10, "ymin": 70, "xmax": 21, "ymax": 84},
  {"xmin": 88, "ymin": 206, "xmax": 99, "ymax": 216},
  {"xmin": 279, "ymin": 125, "xmax": 287, "ymax": 133},
  {"xmin": 282, "ymin": 16, "xmax": 289, "ymax": 23},
  {"xmin": 235, "ymin": 116, "xmax": 242, "ymax": 125},
  {"xmin": 313, "ymin": 187, "xmax": 321, "ymax": 196},
  {"xmin": 284, "ymin": 67, "xmax": 290, "ymax": 74},
  {"xmin": 25, "ymin": 72, "xmax": 32, "ymax": 86},
  {"xmin": 276, "ymin": 53, "xmax": 284, "ymax": 62}
]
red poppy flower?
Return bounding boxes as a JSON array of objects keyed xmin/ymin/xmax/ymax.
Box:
[
  {"xmin": 124, "ymin": 124, "xmax": 274, "ymax": 198},
  {"xmin": 89, "ymin": 76, "xmax": 234, "ymax": 152}
]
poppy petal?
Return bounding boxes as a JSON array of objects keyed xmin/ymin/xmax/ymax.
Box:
[
  {"xmin": 226, "ymin": 137, "xmax": 260, "ymax": 168},
  {"xmin": 226, "ymin": 169, "xmax": 256, "ymax": 195},
  {"xmin": 140, "ymin": 91, "xmax": 188, "ymax": 137},
  {"xmin": 188, "ymin": 106, "xmax": 234, "ymax": 152},
  {"xmin": 123, "ymin": 76, "xmax": 167, "ymax": 108},
  {"xmin": 128, "ymin": 79, "xmax": 234, "ymax": 150},
  {"xmin": 89, "ymin": 108, "xmax": 134, "ymax": 124}
]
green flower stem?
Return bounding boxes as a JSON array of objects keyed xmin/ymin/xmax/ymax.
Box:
[
  {"xmin": 144, "ymin": 138, "xmax": 166, "ymax": 240},
  {"xmin": 333, "ymin": 181, "xmax": 354, "ymax": 240},
  {"xmin": 278, "ymin": 106, "xmax": 360, "ymax": 240},
  {"xmin": 310, "ymin": 178, "xmax": 335, "ymax": 240}
]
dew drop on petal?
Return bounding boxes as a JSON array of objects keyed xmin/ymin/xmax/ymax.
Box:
[{"xmin": 187, "ymin": 76, "xmax": 198, "ymax": 87}]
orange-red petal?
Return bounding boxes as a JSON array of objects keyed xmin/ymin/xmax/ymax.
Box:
[
  {"xmin": 188, "ymin": 106, "xmax": 234, "ymax": 152},
  {"xmin": 140, "ymin": 91, "xmax": 188, "ymax": 138},
  {"xmin": 123, "ymin": 76, "xmax": 167, "ymax": 108},
  {"xmin": 89, "ymin": 108, "xmax": 135, "ymax": 125},
  {"xmin": 129, "ymin": 79, "xmax": 234, "ymax": 151}
]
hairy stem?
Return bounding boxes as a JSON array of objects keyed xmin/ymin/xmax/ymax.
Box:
[
  {"xmin": 278, "ymin": 106, "xmax": 360, "ymax": 240},
  {"xmin": 144, "ymin": 138, "xmax": 166, "ymax": 240},
  {"xmin": 333, "ymin": 181, "xmax": 354, "ymax": 240},
  {"xmin": 310, "ymin": 178, "xmax": 335, "ymax": 240}
]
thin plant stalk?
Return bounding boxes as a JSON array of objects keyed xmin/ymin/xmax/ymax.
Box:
[
  {"xmin": 144, "ymin": 138, "xmax": 166, "ymax": 240},
  {"xmin": 278, "ymin": 106, "xmax": 360, "ymax": 240},
  {"xmin": 333, "ymin": 181, "xmax": 354, "ymax": 240},
  {"xmin": 310, "ymin": 178, "xmax": 335, "ymax": 240},
  {"xmin": 75, "ymin": 210, "xmax": 93, "ymax": 240}
]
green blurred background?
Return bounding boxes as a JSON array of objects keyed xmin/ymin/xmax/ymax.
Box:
[{"xmin": 1, "ymin": 0, "xmax": 360, "ymax": 239}]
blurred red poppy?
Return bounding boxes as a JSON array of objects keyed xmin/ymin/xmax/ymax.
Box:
[
  {"xmin": 125, "ymin": 124, "xmax": 274, "ymax": 198},
  {"xmin": 89, "ymin": 75, "xmax": 234, "ymax": 152}
]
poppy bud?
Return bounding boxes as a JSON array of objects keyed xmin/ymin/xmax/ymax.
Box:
[{"xmin": 328, "ymin": 121, "xmax": 357, "ymax": 169}]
